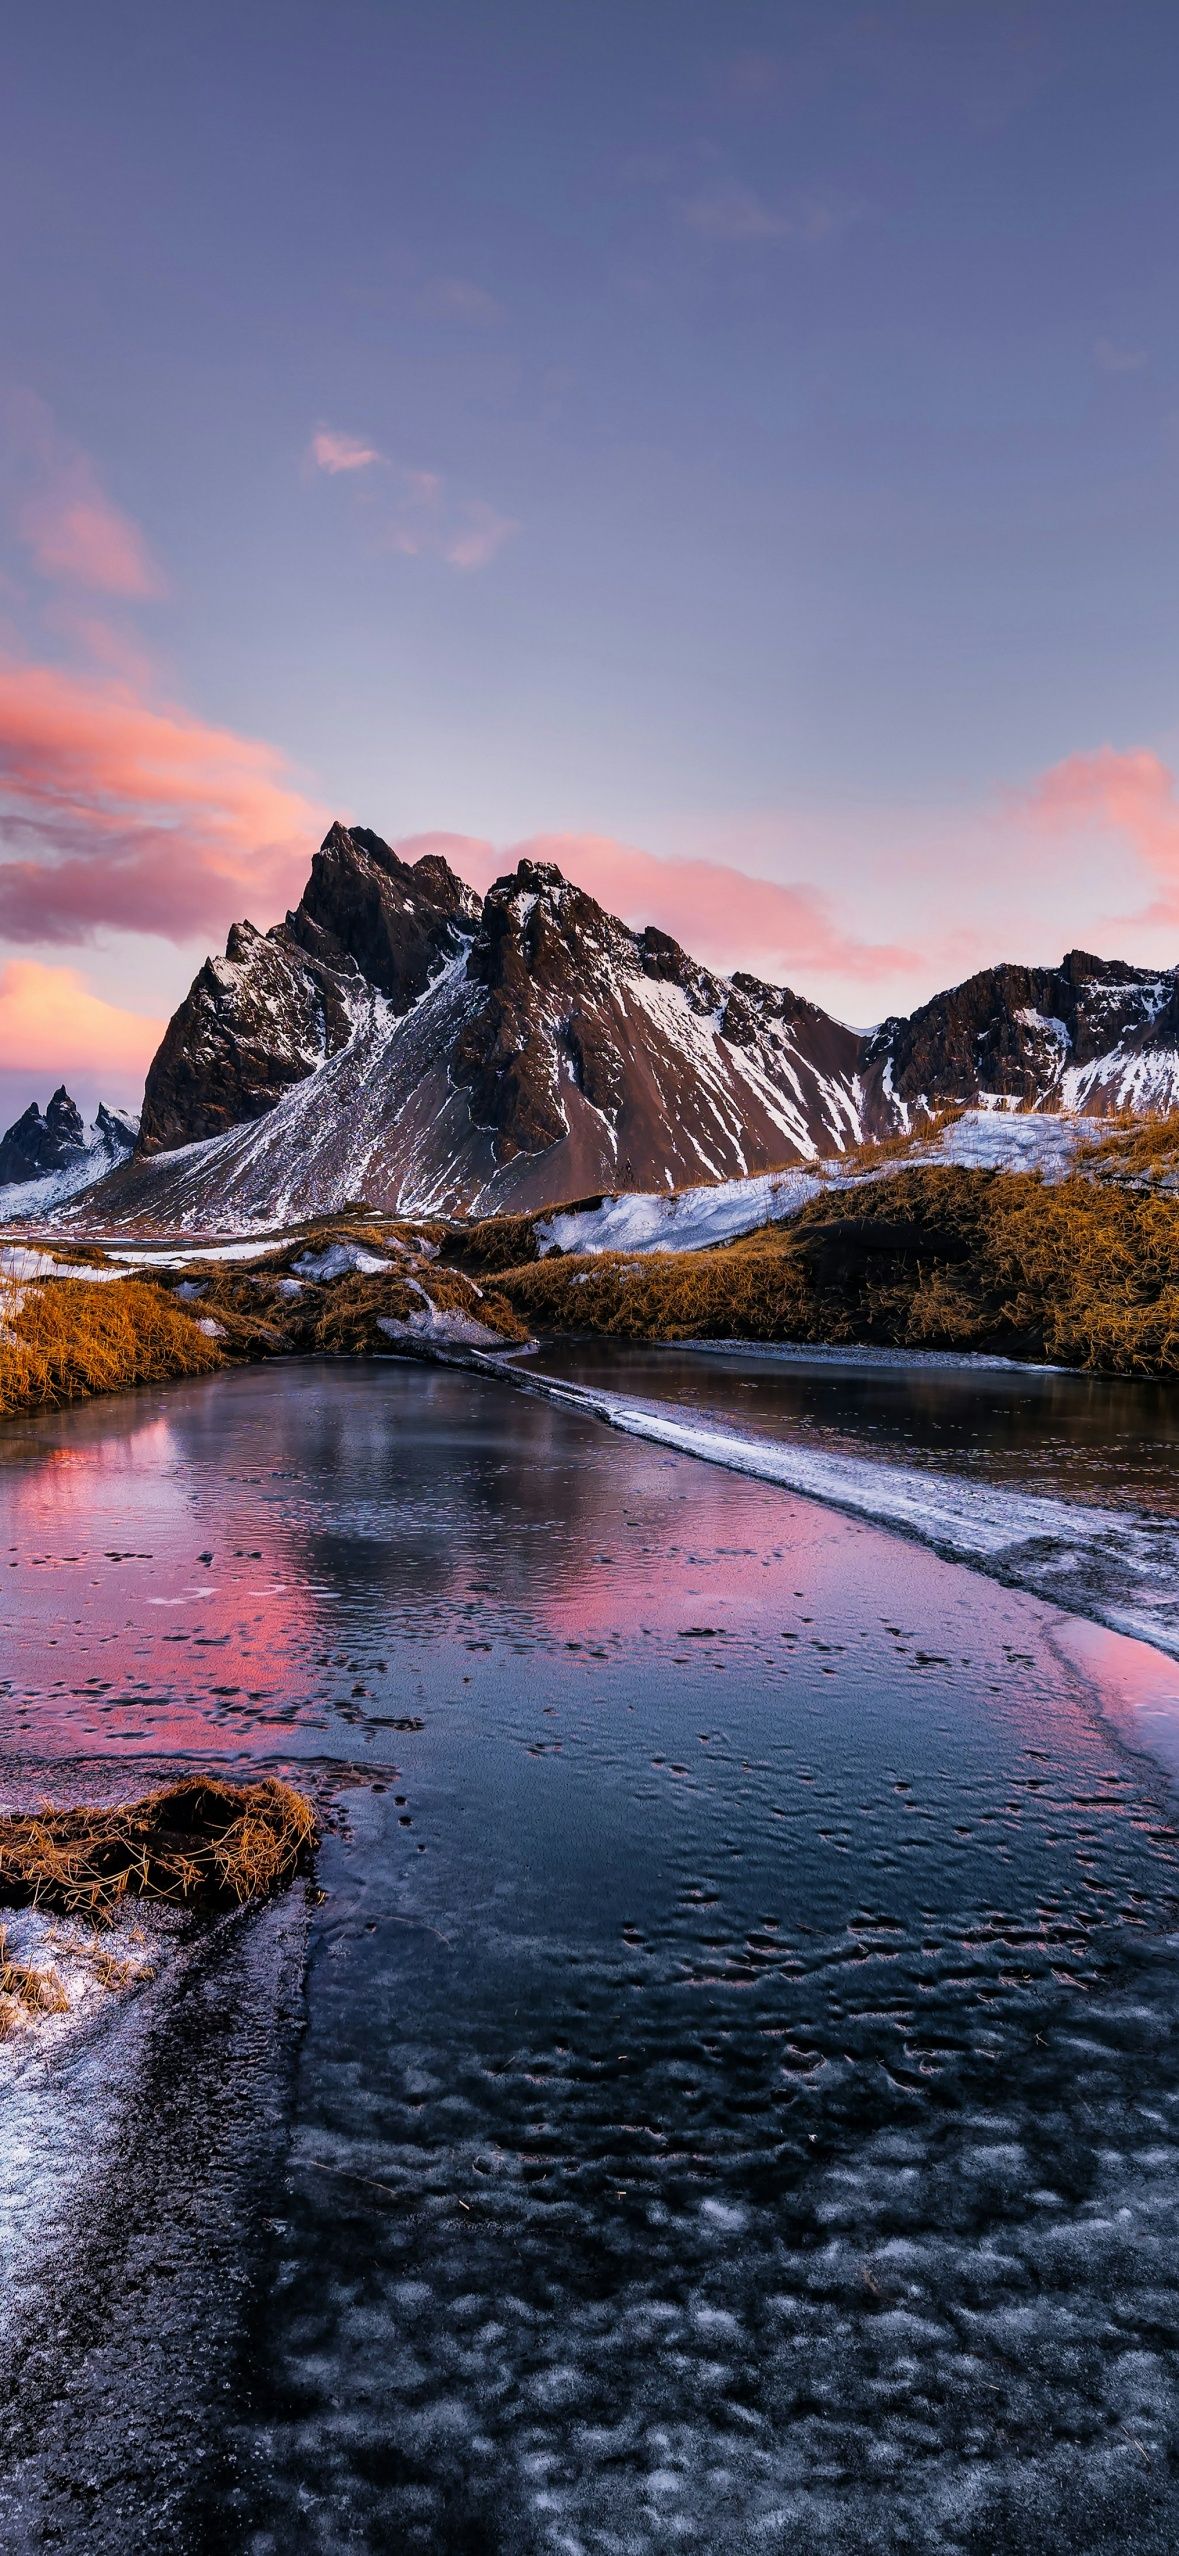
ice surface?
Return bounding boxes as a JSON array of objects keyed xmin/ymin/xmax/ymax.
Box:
[
  {"xmin": 490, "ymin": 1356, "xmax": 1179, "ymax": 1659},
  {"xmin": 7, "ymin": 1362, "xmax": 1179, "ymax": 2550}
]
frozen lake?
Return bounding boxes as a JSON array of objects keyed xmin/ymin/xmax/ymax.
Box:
[{"xmin": 3, "ymin": 1356, "xmax": 1179, "ymax": 2552}]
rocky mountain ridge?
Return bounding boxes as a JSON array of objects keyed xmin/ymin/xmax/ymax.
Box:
[
  {"xmin": 0, "ymin": 1088, "xmax": 135, "ymax": 1216},
  {"xmin": 6, "ymin": 823, "xmax": 1179, "ymax": 1227}
]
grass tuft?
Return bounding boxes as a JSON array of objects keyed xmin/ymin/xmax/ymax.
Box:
[
  {"xmin": 0, "ymin": 1277, "xmax": 223, "ymax": 1417},
  {"xmin": 0, "ymin": 1777, "xmax": 318, "ymax": 1920},
  {"xmin": 0, "ymin": 1924, "xmax": 71, "ymax": 2038}
]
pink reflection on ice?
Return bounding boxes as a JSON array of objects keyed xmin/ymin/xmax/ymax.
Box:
[{"xmin": 1053, "ymin": 1618, "xmax": 1179, "ymax": 1786}]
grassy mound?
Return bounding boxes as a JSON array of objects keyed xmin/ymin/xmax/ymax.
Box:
[
  {"xmin": 0, "ymin": 1276, "xmax": 223, "ymax": 1417},
  {"xmin": 495, "ymin": 1162, "xmax": 1179, "ymax": 1374},
  {"xmin": 0, "ymin": 1777, "xmax": 318, "ymax": 1918}
]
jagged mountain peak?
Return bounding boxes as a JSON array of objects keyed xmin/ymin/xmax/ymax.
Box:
[
  {"xmin": 27, "ymin": 818, "xmax": 1179, "ymax": 1229},
  {"xmin": 0, "ymin": 1088, "xmax": 137, "ymax": 1199}
]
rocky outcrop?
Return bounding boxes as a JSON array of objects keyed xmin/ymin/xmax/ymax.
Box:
[
  {"xmin": 862, "ymin": 950, "xmax": 1179, "ymax": 1121},
  {"xmin": 0, "ymin": 1090, "xmax": 136, "ymax": 1201},
  {"xmin": 0, "ymin": 1087, "xmax": 89, "ymax": 1184},
  {"xmin": 137, "ymin": 825, "xmax": 478, "ymax": 1153}
]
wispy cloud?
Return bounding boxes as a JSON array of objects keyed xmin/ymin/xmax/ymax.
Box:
[
  {"xmin": 309, "ymin": 427, "xmax": 383, "ymax": 474},
  {"xmin": 423, "ymin": 277, "xmax": 503, "ymax": 326},
  {"xmin": 1025, "ymin": 746, "xmax": 1179, "ymax": 924},
  {"xmin": 681, "ymin": 183, "xmax": 861, "ymax": 246},
  {"xmin": 0, "ymin": 658, "xmax": 325, "ymax": 943},
  {"xmin": 399, "ymin": 828, "xmax": 914, "ymax": 985},
  {"xmin": 436, "ymin": 499, "xmax": 519, "ymax": 572},
  {"xmin": 311, "ymin": 430, "xmax": 519, "ymax": 573},
  {"xmin": 3, "ymin": 391, "xmax": 164, "ymax": 598}
]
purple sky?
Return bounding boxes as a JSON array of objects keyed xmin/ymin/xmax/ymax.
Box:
[{"xmin": 2, "ymin": 0, "xmax": 1178, "ymax": 1119}]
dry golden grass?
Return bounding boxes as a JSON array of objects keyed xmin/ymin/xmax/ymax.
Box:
[
  {"xmin": 0, "ymin": 1924, "xmax": 70, "ymax": 2038},
  {"xmin": 1076, "ymin": 1108, "xmax": 1179, "ymax": 1187},
  {"xmin": 312, "ymin": 1264, "xmax": 529, "ymax": 1353},
  {"xmin": 495, "ymin": 1161, "xmax": 1179, "ymax": 1375},
  {"xmin": 0, "ymin": 1777, "xmax": 318, "ymax": 1919},
  {"xmin": 445, "ymin": 1209, "xmax": 546, "ymax": 1276},
  {"xmin": 0, "ymin": 1276, "xmax": 223, "ymax": 1417}
]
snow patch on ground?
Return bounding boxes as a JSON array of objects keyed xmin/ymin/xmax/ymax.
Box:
[
  {"xmin": 379, "ymin": 1305, "xmax": 505, "ymax": 1349},
  {"xmin": 291, "ymin": 1241, "xmax": 393, "ymax": 1281},
  {"xmin": 537, "ymin": 1111, "xmax": 1108, "ymax": 1256}
]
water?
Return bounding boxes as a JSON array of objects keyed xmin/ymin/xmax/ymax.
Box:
[
  {"xmin": 522, "ymin": 1339, "xmax": 1179, "ymax": 1518},
  {"xmin": 3, "ymin": 1359, "xmax": 1179, "ymax": 2551},
  {"xmin": 509, "ymin": 1340, "xmax": 1179, "ymax": 1658}
]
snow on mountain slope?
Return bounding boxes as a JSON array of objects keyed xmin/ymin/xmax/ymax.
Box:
[
  {"xmin": 46, "ymin": 844, "xmax": 872, "ymax": 1229},
  {"xmin": 10, "ymin": 821, "xmax": 1179, "ymax": 1231},
  {"xmin": 0, "ymin": 1095, "xmax": 137, "ymax": 1223}
]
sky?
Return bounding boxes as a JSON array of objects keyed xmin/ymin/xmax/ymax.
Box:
[{"xmin": 2, "ymin": 0, "xmax": 1179, "ymax": 1122}]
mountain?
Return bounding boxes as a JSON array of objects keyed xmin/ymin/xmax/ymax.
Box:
[
  {"xmin": 0, "ymin": 1088, "xmax": 137, "ymax": 1212},
  {"xmin": 13, "ymin": 823, "xmax": 1179, "ymax": 1231},
  {"xmin": 103, "ymin": 823, "xmax": 866, "ymax": 1225},
  {"xmin": 861, "ymin": 951, "xmax": 1179, "ymax": 1122}
]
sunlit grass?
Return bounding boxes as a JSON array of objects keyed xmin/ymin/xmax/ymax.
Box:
[
  {"xmin": 0, "ymin": 1275, "xmax": 223, "ymax": 1417},
  {"xmin": 494, "ymin": 1162, "xmax": 1179, "ymax": 1375},
  {"xmin": 0, "ymin": 1778, "xmax": 319, "ymax": 1920}
]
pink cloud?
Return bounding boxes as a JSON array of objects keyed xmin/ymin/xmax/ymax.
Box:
[
  {"xmin": 399, "ymin": 828, "xmax": 915, "ymax": 985},
  {"xmin": 382, "ymin": 473, "xmax": 517, "ymax": 570},
  {"xmin": 19, "ymin": 487, "xmax": 162, "ymax": 598},
  {"xmin": 0, "ymin": 959, "xmax": 163, "ymax": 1081},
  {"xmin": 0, "ymin": 659, "xmax": 326, "ymax": 943},
  {"xmin": 1025, "ymin": 747, "xmax": 1179, "ymax": 922},
  {"xmin": 440, "ymin": 500, "xmax": 519, "ymax": 571},
  {"xmin": 310, "ymin": 422, "xmax": 518, "ymax": 573},
  {"xmin": 3, "ymin": 392, "xmax": 164, "ymax": 599},
  {"xmin": 310, "ymin": 428, "xmax": 383, "ymax": 475}
]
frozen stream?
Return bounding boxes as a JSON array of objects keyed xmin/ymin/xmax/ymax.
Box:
[{"xmin": 3, "ymin": 1358, "xmax": 1179, "ymax": 2551}]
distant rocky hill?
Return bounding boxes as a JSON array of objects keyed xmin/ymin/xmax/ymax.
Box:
[
  {"xmin": 0, "ymin": 1088, "xmax": 136, "ymax": 1213},
  {"xmin": 861, "ymin": 951, "xmax": 1179, "ymax": 1123},
  {"xmin": 7, "ymin": 823, "xmax": 1179, "ymax": 1228}
]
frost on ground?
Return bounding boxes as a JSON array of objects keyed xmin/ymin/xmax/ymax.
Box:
[
  {"xmin": 0, "ymin": 1906, "xmax": 164, "ymax": 2053},
  {"xmin": 291, "ymin": 1241, "xmax": 394, "ymax": 1281},
  {"xmin": 378, "ymin": 1303, "xmax": 506, "ymax": 1348},
  {"xmin": 0, "ymin": 1889, "xmax": 306, "ymax": 2554}
]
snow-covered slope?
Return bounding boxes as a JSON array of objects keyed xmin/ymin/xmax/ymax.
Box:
[
  {"xmin": 534, "ymin": 1110, "xmax": 1109, "ymax": 1255},
  {"xmin": 48, "ymin": 838, "xmax": 871, "ymax": 1229},
  {"xmin": 0, "ymin": 1095, "xmax": 137, "ymax": 1222},
  {"xmin": 12, "ymin": 821, "xmax": 1179, "ymax": 1232}
]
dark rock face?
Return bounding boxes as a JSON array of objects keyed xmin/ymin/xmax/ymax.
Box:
[
  {"xmin": 108, "ymin": 820, "xmax": 1179, "ymax": 1225},
  {"xmin": 0, "ymin": 1087, "xmax": 87, "ymax": 1183},
  {"xmin": 0, "ymin": 1088, "xmax": 136, "ymax": 1190},
  {"xmin": 138, "ymin": 825, "xmax": 477, "ymax": 1154},
  {"xmin": 861, "ymin": 949, "xmax": 1179, "ymax": 1119},
  {"xmin": 293, "ymin": 823, "xmax": 479, "ymax": 1005}
]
